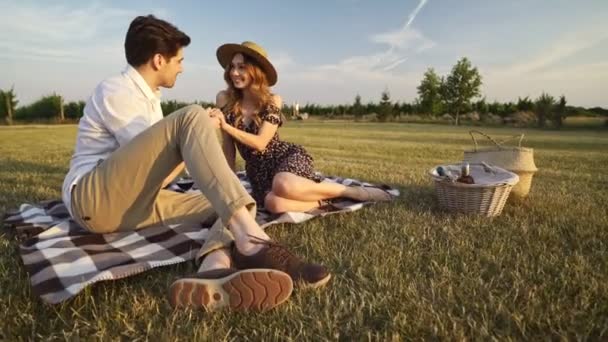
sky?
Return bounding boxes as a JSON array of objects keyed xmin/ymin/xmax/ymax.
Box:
[{"xmin": 1, "ymin": 0, "xmax": 607, "ymax": 108}]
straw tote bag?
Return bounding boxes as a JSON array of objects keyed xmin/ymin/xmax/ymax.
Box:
[{"xmin": 463, "ymin": 130, "xmax": 538, "ymax": 198}]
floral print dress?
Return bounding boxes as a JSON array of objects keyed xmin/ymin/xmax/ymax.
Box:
[{"xmin": 225, "ymin": 103, "xmax": 321, "ymax": 205}]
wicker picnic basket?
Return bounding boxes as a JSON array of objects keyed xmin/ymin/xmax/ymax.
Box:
[
  {"xmin": 429, "ymin": 163, "xmax": 519, "ymax": 217},
  {"xmin": 463, "ymin": 130, "xmax": 538, "ymax": 198}
]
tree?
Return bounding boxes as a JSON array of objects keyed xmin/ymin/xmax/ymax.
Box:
[
  {"xmin": 412, "ymin": 98, "xmax": 422, "ymax": 114},
  {"xmin": 161, "ymin": 100, "xmax": 191, "ymax": 116},
  {"xmin": 535, "ymin": 92, "xmax": 555, "ymax": 128},
  {"xmin": 365, "ymin": 101, "xmax": 377, "ymax": 116},
  {"xmin": 0, "ymin": 87, "xmax": 18, "ymax": 125},
  {"xmin": 57, "ymin": 95, "xmax": 65, "ymax": 122},
  {"xmin": 352, "ymin": 94, "xmax": 364, "ymax": 120},
  {"xmin": 377, "ymin": 88, "xmax": 392, "ymax": 122},
  {"xmin": 552, "ymin": 95, "xmax": 567, "ymax": 129},
  {"xmin": 441, "ymin": 57, "xmax": 482, "ymax": 125},
  {"xmin": 417, "ymin": 68, "xmax": 443, "ymax": 116},
  {"xmin": 400, "ymin": 102, "xmax": 414, "ymax": 115},
  {"xmin": 474, "ymin": 97, "xmax": 488, "ymax": 115},
  {"xmin": 392, "ymin": 102, "xmax": 401, "ymax": 118},
  {"xmin": 504, "ymin": 101, "xmax": 517, "ymax": 116},
  {"xmin": 517, "ymin": 96, "xmax": 534, "ymax": 111},
  {"xmin": 0, "ymin": 92, "xmax": 4, "ymax": 117}
]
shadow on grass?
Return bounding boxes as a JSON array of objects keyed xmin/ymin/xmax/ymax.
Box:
[
  {"xmin": 0, "ymin": 158, "xmax": 66, "ymax": 213},
  {"xmin": 392, "ymin": 182, "xmax": 457, "ymax": 217}
]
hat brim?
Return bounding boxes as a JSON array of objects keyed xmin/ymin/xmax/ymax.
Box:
[{"xmin": 216, "ymin": 43, "xmax": 278, "ymax": 86}]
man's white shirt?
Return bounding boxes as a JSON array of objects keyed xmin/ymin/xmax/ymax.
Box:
[{"xmin": 62, "ymin": 65, "xmax": 163, "ymax": 216}]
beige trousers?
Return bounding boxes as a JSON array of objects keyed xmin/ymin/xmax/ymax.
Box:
[{"xmin": 70, "ymin": 105, "xmax": 256, "ymax": 260}]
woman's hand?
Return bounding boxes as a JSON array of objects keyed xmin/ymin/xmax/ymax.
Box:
[{"xmin": 208, "ymin": 108, "xmax": 227, "ymax": 130}]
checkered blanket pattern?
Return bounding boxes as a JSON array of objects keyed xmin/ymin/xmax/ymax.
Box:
[{"xmin": 3, "ymin": 171, "xmax": 399, "ymax": 304}]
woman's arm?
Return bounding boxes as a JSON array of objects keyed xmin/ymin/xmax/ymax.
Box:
[
  {"xmin": 221, "ymin": 94, "xmax": 283, "ymax": 152},
  {"xmin": 223, "ymin": 122, "xmax": 277, "ymax": 152},
  {"xmin": 216, "ymin": 91, "xmax": 237, "ymax": 171}
]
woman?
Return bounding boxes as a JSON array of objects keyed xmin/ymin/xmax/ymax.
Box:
[{"xmin": 210, "ymin": 41, "xmax": 392, "ymax": 214}]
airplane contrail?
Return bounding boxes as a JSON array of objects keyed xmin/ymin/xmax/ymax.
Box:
[{"xmin": 403, "ymin": 0, "xmax": 429, "ymax": 31}]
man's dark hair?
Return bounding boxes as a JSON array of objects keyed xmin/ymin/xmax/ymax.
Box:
[{"xmin": 124, "ymin": 15, "xmax": 191, "ymax": 66}]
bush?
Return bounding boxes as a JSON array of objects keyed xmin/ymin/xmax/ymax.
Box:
[
  {"xmin": 14, "ymin": 94, "xmax": 62, "ymax": 121},
  {"xmin": 64, "ymin": 101, "xmax": 86, "ymax": 119},
  {"xmin": 480, "ymin": 113, "xmax": 502, "ymax": 125},
  {"xmin": 161, "ymin": 100, "xmax": 190, "ymax": 116},
  {"xmin": 464, "ymin": 111, "xmax": 480, "ymax": 122},
  {"xmin": 366, "ymin": 113, "xmax": 378, "ymax": 122},
  {"xmin": 505, "ymin": 111, "xmax": 537, "ymax": 127},
  {"xmin": 441, "ymin": 113, "xmax": 454, "ymax": 123}
]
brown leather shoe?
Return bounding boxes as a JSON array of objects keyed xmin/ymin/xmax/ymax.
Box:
[
  {"xmin": 232, "ymin": 236, "xmax": 331, "ymax": 289},
  {"xmin": 168, "ymin": 268, "xmax": 293, "ymax": 311}
]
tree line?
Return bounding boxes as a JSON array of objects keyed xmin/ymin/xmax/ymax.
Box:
[
  {"xmin": 414, "ymin": 57, "xmax": 576, "ymax": 128},
  {"xmin": 296, "ymin": 58, "xmax": 606, "ymax": 128},
  {"xmin": 0, "ymin": 91, "xmax": 215, "ymax": 124},
  {"xmin": 2, "ymin": 58, "xmax": 607, "ymax": 128}
]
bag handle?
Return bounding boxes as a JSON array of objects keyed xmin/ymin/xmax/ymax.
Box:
[{"xmin": 469, "ymin": 130, "xmax": 524, "ymax": 151}]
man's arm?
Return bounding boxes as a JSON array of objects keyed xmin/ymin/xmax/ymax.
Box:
[
  {"xmin": 99, "ymin": 90, "xmax": 183, "ymax": 187},
  {"xmin": 99, "ymin": 92, "xmax": 156, "ymax": 146}
]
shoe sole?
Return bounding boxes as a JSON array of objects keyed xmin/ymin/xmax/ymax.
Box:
[
  {"xmin": 169, "ymin": 269, "xmax": 293, "ymax": 311},
  {"xmin": 297, "ymin": 273, "xmax": 332, "ymax": 290}
]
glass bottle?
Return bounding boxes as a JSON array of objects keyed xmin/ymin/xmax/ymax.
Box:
[{"xmin": 457, "ymin": 163, "xmax": 475, "ymax": 184}]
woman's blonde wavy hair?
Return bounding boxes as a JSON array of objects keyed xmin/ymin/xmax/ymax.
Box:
[{"xmin": 222, "ymin": 54, "xmax": 274, "ymax": 127}]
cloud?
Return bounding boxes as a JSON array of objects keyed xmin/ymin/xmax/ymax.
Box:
[
  {"xmin": 332, "ymin": 0, "xmax": 432, "ymax": 74},
  {"xmin": 476, "ymin": 23, "xmax": 608, "ymax": 106},
  {"xmin": 370, "ymin": 0, "xmax": 430, "ymax": 50},
  {"xmin": 483, "ymin": 24, "xmax": 608, "ymax": 78},
  {"xmin": 382, "ymin": 57, "xmax": 409, "ymax": 72},
  {"xmin": 276, "ymin": 0, "xmax": 433, "ymax": 104},
  {"xmin": 272, "ymin": 52, "xmax": 295, "ymax": 69},
  {"xmin": 371, "ymin": 28, "xmax": 435, "ymax": 53},
  {"xmin": 482, "ymin": 61, "xmax": 608, "ymax": 107},
  {"xmin": 304, "ymin": 0, "xmax": 432, "ymax": 81},
  {"xmin": 0, "ymin": 2, "xmax": 168, "ymax": 63}
]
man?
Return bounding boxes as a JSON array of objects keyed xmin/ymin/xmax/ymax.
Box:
[{"xmin": 62, "ymin": 15, "xmax": 330, "ymax": 312}]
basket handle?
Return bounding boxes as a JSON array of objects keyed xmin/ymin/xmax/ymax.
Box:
[
  {"xmin": 497, "ymin": 133, "xmax": 524, "ymax": 147},
  {"xmin": 469, "ymin": 130, "xmax": 524, "ymax": 151}
]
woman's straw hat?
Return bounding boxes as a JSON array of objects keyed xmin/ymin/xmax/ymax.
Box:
[{"xmin": 216, "ymin": 41, "xmax": 277, "ymax": 86}]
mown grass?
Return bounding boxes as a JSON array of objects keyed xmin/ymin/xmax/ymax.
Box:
[{"xmin": 1, "ymin": 122, "xmax": 607, "ymax": 340}]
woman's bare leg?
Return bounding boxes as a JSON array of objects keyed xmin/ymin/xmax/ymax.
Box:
[
  {"xmin": 272, "ymin": 172, "xmax": 348, "ymax": 201},
  {"xmin": 229, "ymin": 206, "xmax": 271, "ymax": 255},
  {"xmin": 263, "ymin": 172, "xmax": 391, "ymax": 213},
  {"xmin": 198, "ymin": 248, "xmax": 232, "ymax": 271},
  {"xmin": 272, "ymin": 172, "xmax": 387, "ymax": 201},
  {"xmin": 264, "ymin": 192, "xmax": 320, "ymax": 214}
]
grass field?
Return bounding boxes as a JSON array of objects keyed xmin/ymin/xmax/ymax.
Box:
[
  {"xmin": 1, "ymin": 122, "xmax": 607, "ymax": 340},
  {"xmin": 563, "ymin": 116, "xmax": 607, "ymax": 129}
]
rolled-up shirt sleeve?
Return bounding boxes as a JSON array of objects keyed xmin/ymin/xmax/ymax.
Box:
[{"xmin": 99, "ymin": 93, "xmax": 152, "ymax": 147}]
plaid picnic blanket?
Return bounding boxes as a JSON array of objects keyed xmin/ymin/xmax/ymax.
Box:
[{"xmin": 3, "ymin": 171, "xmax": 399, "ymax": 304}]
